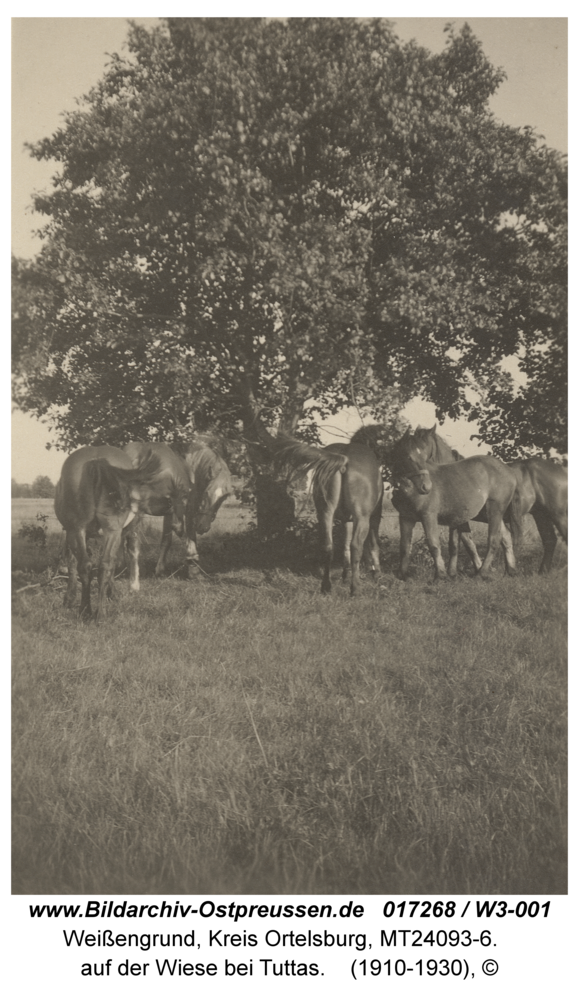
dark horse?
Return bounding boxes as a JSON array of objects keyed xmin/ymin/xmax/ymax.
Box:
[
  {"xmin": 393, "ymin": 455, "xmax": 523, "ymax": 581},
  {"xmin": 275, "ymin": 436, "xmax": 383, "ymax": 595},
  {"xmin": 393, "ymin": 425, "xmax": 567, "ymax": 574},
  {"xmin": 508, "ymin": 458, "xmax": 567, "ymax": 573},
  {"xmin": 124, "ymin": 439, "xmax": 233, "ymax": 577},
  {"xmin": 123, "ymin": 442, "xmax": 195, "ymax": 578},
  {"xmin": 181, "ymin": 439, "xmax": 233, "ymax": 572},
  {"xmin": 389, "ymin": 426, "xmax": 500, "ymax": 576},
  {"xmin": 54, "ymin": 445, "xmax": 161, "ymax": 622}
]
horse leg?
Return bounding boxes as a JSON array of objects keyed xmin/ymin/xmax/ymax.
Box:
[
  {"xmin": 318, "ymin": 508, "xmax": 334, "ymax": 595},
  {"xmin": 124, "ymin": 523, "xmax": 141, "ymax": 592},
  {"xmin": 555, "ymin": 511, "xmax": 568, "ymax": 546},
  {"xmin": 448, "ymin": 528, "xmax": 459, "ymax": 577},
  {"xmin": 75, "ymin": 529, "xmax": 93, "ymax": 619},
  {"xmin": 96, "ymin": 530, "xmax": 123, "ymax": 624},
  {"xmin": 155, "ymin": 513, "xmax": 173, "ymax": 577},
  {"xmin": 63, "ymin": 535, "xmax": 79, "ymax": 609},
  {"xmin": 349, "ymin": 513, "xmax": 370, "ymax": 597},
  {"xmin": 398, "ymin": 516, "xmax": 415, "ymax": 580},
  {"xmin": 422, "ymin": 513, "xmax": 448, "ymax": 581},
  {"xmin": 499, "ymin": 521, "xmax": 517, "ymax": 577},
  {"xmin": 184, "ymin": 532, "xmax": 201, "ymax": 576},
  {"xmin": 532, "ymin": 510, "xmax": 558, "ymax": 573},
  {"xmin": 366, "ymin": 506, "xmax": 382, "ymax": 585},
  {"xmin": 342, "ymin": 522, "xmax": 353, "ymax": 583},
  {"xmin": 57, "ymin": 532, "xmax": 69, "ymax": 575},
  {"xmin": 478, "ymin": 502, "xmax": 505, "ymax": 579},
  {"xmin": 185, "ymin": 501, "xmax": 201, "ymax": 576},
  {"xmin": 459, "ymin": 526, "xmax": 483, "ymax": 572}
]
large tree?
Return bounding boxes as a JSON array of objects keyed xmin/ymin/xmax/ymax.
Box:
[{"xmin": 13, "ymin": 18, "xmax": 566, "ymax": 469}]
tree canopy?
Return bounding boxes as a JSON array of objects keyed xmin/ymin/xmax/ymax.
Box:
[{"xmin": 13, "ymin": 17, "xmax": 567, "ymax": 457}]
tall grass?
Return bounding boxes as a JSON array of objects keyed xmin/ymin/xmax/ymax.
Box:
[{"xmin": 12, "ymin": 516, "xmax": 567, "ymax": 895}]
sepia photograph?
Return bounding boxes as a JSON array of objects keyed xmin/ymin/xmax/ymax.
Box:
[{"xmin": 12, "ymin": 16, "xmax": 567, "ymax": 900}]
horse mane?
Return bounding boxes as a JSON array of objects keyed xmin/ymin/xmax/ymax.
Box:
[
  {"xmin": 273, "ymin": 435, "xmax": 347, "ymax": 500},
  {"xmin": 185, "ymin": 442, "xmax": 232, "ymax": 494},
  {"xmin": 190, "ymin": 432, "xmax": 230, "ymax": 462},
  {"xmin": 350, "ymin": 424, "xmax": 383, "ymax": 447},
  {"xmin": 411, "ymin": 426, "xmax": 454, "ymax": 464},
  {"xmin": 163, "ymin": 455, "xmax": 194, "ymax": 500}
]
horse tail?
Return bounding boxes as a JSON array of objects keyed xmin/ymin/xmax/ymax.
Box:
[
  {"xmin": 311, "ymin": 455, "xmax": 350, "ymax": 500},
  {"xmin": 273, "ymin": 435, "xmax": 348, "ymax": 497},
  {"xmin": 83, "ymin": 451, "xmax": 162, "ymax": 511}
]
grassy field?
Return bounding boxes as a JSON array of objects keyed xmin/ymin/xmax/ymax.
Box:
[{"xmin": 12, "ymin": 498, "xmax": 567, "ymax": 895}]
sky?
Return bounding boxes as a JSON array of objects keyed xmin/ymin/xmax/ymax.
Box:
[{"xmin": 11, "ymin": 15, "xmax": 568, "ymax": 484}]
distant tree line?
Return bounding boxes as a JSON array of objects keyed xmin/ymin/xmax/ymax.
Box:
[{"xmin": 11, "ymin": 475, "xmax": 55, "ymax": 499}]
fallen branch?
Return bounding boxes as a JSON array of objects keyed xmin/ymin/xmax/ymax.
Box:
[{"xmin": 14, "ymin": 574, "xmax": 69, "ymax": 594}]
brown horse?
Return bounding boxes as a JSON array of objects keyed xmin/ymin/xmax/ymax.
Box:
[
  {"xmin": 509, "ymin": 457, "xmax": 567, "ymax": 572},
  {"xmin": 181, "ymin": 440, "xmax": 233, "ymax": 573},
  {"xmin": 123, "ymin": 442, "xmax": 195, "ymax": 578},
  {"xmin": 124, "ymin": 440, "xmax": 233, "ymax": 577},
  {"xmin": 393, "ymin": 455, "xmax": 522, "ymax": 581},
  {"xmin": 388, "ymin": 425, "xmax": 491, "ymax": 575},
  {"xmin": 54, "ymin": 445, "xmax": 161, "ymax": 622},
  {"xmin": 275, "ymin": 436, "xmax": 383, "ymax": 595},
  {"xmin": 394, "ymin": 425, "xmax": 567, "ymax": 573}
]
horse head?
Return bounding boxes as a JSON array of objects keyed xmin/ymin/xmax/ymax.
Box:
[
  {"xmin": 194, "ymin": 478, "xmax": 230, "ymax": 535},
  {"xmin": 391, "ymin": 438, "xmax": 426, "ymax": 476},
  {"xmin": 395, "ymin": 469, "xmax": 433, "ymax": 497},
  {"xmin": 185, "ymin": 448, "xmax": 232, "ymax": 535}
]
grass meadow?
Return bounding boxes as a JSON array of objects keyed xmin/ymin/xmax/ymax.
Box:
[{"xmin": 12, "ymin": 498, "xmax": 567, "ymax": 895}]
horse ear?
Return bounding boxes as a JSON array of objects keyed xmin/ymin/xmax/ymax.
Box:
[{"xmin": 430, "ymin": 424, "xmax": 437, "ymax": 434}]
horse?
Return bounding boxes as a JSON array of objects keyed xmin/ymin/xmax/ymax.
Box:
[
  {"xmin": 123, "ymin": 442, "xmax": 195, "ymax": 578},
  {"xmin": 508, "ymin": 457, "xmax": 567, "ymax": 572},
  {"xmin": 274, "ymin": 435, "xmax": 383, "ymax": 595},
  {"xmin": 54, "ymin": 445, "xmax": 161, "ymax": 622},
  {"xmin": 124, "ymin": 439, "xmax": 233, "ymax": 576},
  {"xmin": 392, "ymin": 455, "xmax": 522, "ymax": 581},
  {"xmin": 351, "ymin": 423, "xmax": 482, "ymax": 575},
  {"xmin": 393, "ymin": 425, "xmax": 567, "ymax": 573},
  {"xmin": 181, "ymin": 439, "xmax": 233, "ymax": 539}
]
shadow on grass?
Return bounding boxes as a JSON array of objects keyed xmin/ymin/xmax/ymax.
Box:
[{"xmin": 12, "ymin": 517, "xmax": 566, "ymax": 592}]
